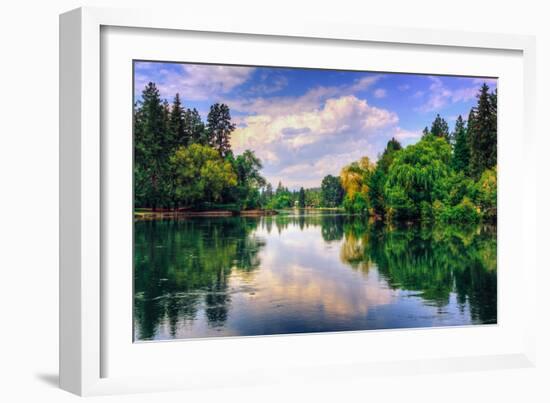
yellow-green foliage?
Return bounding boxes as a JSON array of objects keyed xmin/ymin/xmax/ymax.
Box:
[
  {"xmin": 170, "ymin": 144, "xmax": 237, "ymax": 205},
  {"xmin": 474, "ymin": 167, "xmax": 497, "ymax": 221}
]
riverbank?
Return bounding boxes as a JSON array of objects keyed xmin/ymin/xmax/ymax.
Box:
[{"xmin": 134, "ymin": 209, "xmax": 278, "ymax": 220}]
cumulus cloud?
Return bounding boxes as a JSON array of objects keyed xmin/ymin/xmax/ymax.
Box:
[
  {"xmin": 231, "ymin": 94, "xmax": 398, "ymax": 188},
  {"xmin": 232, "ymin": 95, "xmax": 397, "ymax": 154}
]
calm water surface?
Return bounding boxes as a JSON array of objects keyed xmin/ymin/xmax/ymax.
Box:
[{"xmin": 134, "ymin": 211, "xmax": 497, "ymax": 341}]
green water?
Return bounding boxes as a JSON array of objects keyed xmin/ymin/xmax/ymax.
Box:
[{"xmin": 134, "ymin": 211, "xmax": 497, "ymax": 341}]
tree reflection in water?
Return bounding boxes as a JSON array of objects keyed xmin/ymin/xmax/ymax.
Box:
[
  {"xmin": 134, "ymin": 213, "xmax": 496, "ymax": 340},
  {"xmin": 340, "ymin": 220, "xmax": 496, "ymax": 323}
]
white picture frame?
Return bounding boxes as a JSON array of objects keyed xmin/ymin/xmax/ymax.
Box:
[{"xmin": 60, "ymin": 6, "xmax": 537, "ymax": 396}]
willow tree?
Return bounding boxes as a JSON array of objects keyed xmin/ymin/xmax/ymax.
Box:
[
  {"xmin": 369, "ymin": 137, "xmax": 402, "ymax": 218},
  {"xmin": 384, "ymin": 135, "xmax": 452, "ymax": 220},
  {"xmin": 340, "ymin": 157, "xmax": 375, "ymax": 215}
]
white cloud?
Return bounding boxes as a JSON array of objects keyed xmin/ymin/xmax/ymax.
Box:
[
  {"xmin": 268, "ymin": 147, "xmax": 374, "ymax": 189},
  {"xmin": 417, "ymin": 76, "xmax": 480, "ymax": 112},
  {"xmin": 348, "ymin": 75, "xmax": 383, "ymax": 92},
  {"xmin": 227, "ymin": 74, "xmax": 383, "ymax": 118},
  {"xmin": 392, "ymin": 127, "xmax": 422, "ymax": 143},
  {"xmin": 398, "ymin": 84, "xmax": 411, "ymax": 91},
  {"xmin": 248, "ymin": 75, "xmax": 288, "ymax": 95},
  {"xmin": 373, "ymin": 88, "xmax": 387, "ymax": 98},
  {"xmin": 138, "ymin": 64, "xmax": 255, "ymax": 101},
  {"xmin": 230, "ymin": 94, "xmax": 399, "ymax": 188},
  {"xmin": 231, "ymin": 95, "xmax": 398, "ymax": 156}
]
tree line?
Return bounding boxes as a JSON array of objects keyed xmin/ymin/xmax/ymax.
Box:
[
  {"xmin": 135, "ymin": 81, "xmax": 497, "ymax": 222},
  {"xmin": 339, "ymin": 83, "xmax": 497, "ymax": 223},
  {"xmin": 134, "ymin": 83, "xmax": 267, "ymax": 211},
  {"xmin": 134, "ymin": 82, "xmax": 347, "ymax": 211}
]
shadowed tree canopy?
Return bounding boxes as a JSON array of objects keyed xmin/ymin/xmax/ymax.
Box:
[
  {"xmin": 321, "ymin": 175, "xmax": 344, "ymax": 207},
  {"xmin": 298, "ymin": 187, "xmax": 306, "ymax": 208},
  {"xmin": 451, "ymin": 115, "xmax": 469, "ymax": 173}
]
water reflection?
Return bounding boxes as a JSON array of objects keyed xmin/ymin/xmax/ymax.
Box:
[{"xmin": 134, "ymin": 212, "xmax": 496, "ymax": 340}]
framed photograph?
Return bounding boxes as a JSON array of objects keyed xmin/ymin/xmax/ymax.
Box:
[{"xmin": 60, "ymin": 6, "xmax": 537, "ymax": 396}]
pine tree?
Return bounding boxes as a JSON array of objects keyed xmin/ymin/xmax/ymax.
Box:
[
  {"xmin": 206, "ymin": 103, "xmax": 235, "ymax": 157},
  {"xmin": 451, "ymin": 115, "xmax": 469, "ymax": 173},
  {"xmin": 184, "ymin": 108, "xmax": 206, "ymax": 145},
  {"xmin": 298, "ymin": 187, "xmax": 306, "ymax": 208},
  {"xmin": 276, "ymin": 181, "xmax": 284, "ymax": 195},
  {"xmin": 430, "ymin": 114, "xmax": 450, "ymax": 142},
  {"xmin": 134, "ymin": 82, "xmax": 167, "ymax": 210},
  {"xmin": 170, "ymin": 93, "xmax": 187, "ymax": 147},
  {"xmin": 469, "ymin": 84, "xmax": 497, "ymax": 178}
]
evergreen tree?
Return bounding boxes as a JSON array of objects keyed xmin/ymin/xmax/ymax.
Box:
[
  {"xmin": 170, "ymin": 93, "xmax": 187, "ymax": 147},
  {"xmin": 265, "ymin": 183, "xmax": 273, "ymax": 199},
  {"xmin": 134, "ymin": 82, "xmax": 167, "ymax": 210},
  {"xmin": 430, "ymin": 114, "xmax": 450, "ymax": 142},
  {"xmin": 377, "ymin": 137, "xmax": 402, "ymax": 173},
  {"xmin": 184, "ymin": 108, "xmax": 206, "ymax": 145},
  {"xmin": 469, "ymin": 84, "xmax": 497, "ymax": 178},
  {"xmin": 298, "ymin": 187, "xmax": 306, "ymax": 208},
  {"xmin": 206, "ymin": 103, "xmax": 235, "ymax": 157},
  {"xmin": 451, "ymin": 115, "xmax": 470, "ymax": 173},
  {"xmin": 422, "ymin": 126, "xmax": 430, "ymax": 138}
]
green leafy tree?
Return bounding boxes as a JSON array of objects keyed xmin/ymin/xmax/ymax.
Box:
[
  {"xmin": 473, "ymin": 167, "xmax": 497, "ymax": 222},
  {"xmin": 320, "ymin": 175, "xmax": 344, "ymax": 207},
  {"xmin": 340, "ymin": 157, "xmax": 375, "ymax": 215},
  {"xmin": 169, "ymin": 144, "xmax": 237, "ymax": 207},
  {"xmin": 384, "ymin": 135, "xmax": 452, "ymax": 220},
  {"xmin": 206, "ymin": 103, "xmax": 235, "ymax": 157},
  {"xmin": 369, "ymin": 138, "xmax": 402, "ymax": 217},
  {"xmin": 230, "ymin": 150, "xmax": 267, "ymax": 209},
  {"xmin": 305, "ymin": 188, "xmax": 322, "ymax": 208}
]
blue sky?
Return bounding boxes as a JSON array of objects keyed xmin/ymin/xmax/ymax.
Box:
[{"xmin": 134, "ymin": 61, "xmax": 497, "ymax": 190}]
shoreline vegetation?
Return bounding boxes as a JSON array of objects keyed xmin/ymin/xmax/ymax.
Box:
[{"xmin": 134, "ymin": 82, "xmax": 497, "ymax": 224}]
